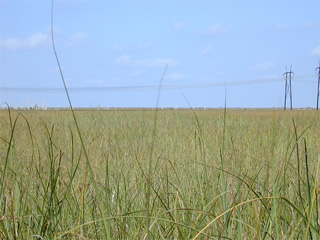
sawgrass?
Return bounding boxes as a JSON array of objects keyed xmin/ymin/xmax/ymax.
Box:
[{"xmin": 0, "ymin": 108, "xmax": 319, "ymax": 239}]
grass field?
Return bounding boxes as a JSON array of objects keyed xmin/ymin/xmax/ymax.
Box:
[{"xmin": 0, "ymin": 108, "xmax": 319, "ymax": 239}]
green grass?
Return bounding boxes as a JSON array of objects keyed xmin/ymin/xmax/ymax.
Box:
[{"xmin": 0, "ymin": 108, "xmax": 319, "ymax": 239}]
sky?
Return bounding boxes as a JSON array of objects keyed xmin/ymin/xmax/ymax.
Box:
[{"xmin": 0, "ymin": 0, "xmax": 320, "ymax": 108}]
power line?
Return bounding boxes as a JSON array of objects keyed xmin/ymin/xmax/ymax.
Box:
[{"xmin": 0, "ymin": 74, "xmax": 316, "ymax": 93}]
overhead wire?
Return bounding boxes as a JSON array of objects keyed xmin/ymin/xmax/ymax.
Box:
[{"xmin": 0, "ymin": 74, "xmax": 317, "ymax": 93}]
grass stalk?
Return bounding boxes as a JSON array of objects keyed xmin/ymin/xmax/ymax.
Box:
[
  {"xmin": 146, "ymin": 64, "xmax": 168, "ymax": 239},
  {"xmin": 271, "ymin": 110, "xmax": 279, "ymax": 239},
  {"xmin": 51, "ymin": 0, "xmax": 111, "ymax": 238},
  {"xmin": 220, "ymin": 100, "xmax": 229, "ymax": 236},
  {"xmin": 304, "ymin": 154, "xmax": 320, "ymax": 240}
]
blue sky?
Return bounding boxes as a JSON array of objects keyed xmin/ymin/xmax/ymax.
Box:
[{"xmin": 0, "ymin": 0, "xmax": 320, "ymax": 108}]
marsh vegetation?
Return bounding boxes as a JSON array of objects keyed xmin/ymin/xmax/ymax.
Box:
[{"xmin": 0, "ymin": 109, "xmax": 319, "ymax": 239}]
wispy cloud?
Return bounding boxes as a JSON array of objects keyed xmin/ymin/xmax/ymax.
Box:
[
  {"xmin": 276, "ymin": 23, "xmax": 290, "ymax": 31},
  {"xmin": 0, "ymin": 33, "xmax": 49, "ymax": 50},
  {"xmin": 115, "ymin": 55, "xmax": 178, "ymax": 68},
  {"xmin": 311, "ymin": 45, "xmax": 320, "ymax": 56},
  {"xmin": 201, "ymin": 45, "xmax": 213, "ymax": 54},
  {"xmin": 69, "ymin": 32, "xmax": 87, "ymax": 46},
  {"xmin": 85, "ymin": 78, "xmax": 105, "ymax": 85},
  {"xmin": 25, "ymin": 33, "xmax": 49, "ymax": 48},
  {"xmin": 172, "ymin": 22, "xmax": 185, "ymax": 30},
  {"xmin": 114, "ymin": 43, "xmax": 152, "ymax": 51},
  {"xmin": 135, "ymin": 42, "xmax": 153, "ymax": 50},
  {"xmin": 261, "ymin": 73, "xmax": 279, "ymax": 80},
  {"xmin": 132, "ymin": 69, "xmax": 144, "ymax": 76},
  {"xmin": 168, "ymin": 73, "xmax": 185, "ymax": 80},
  {"xmin": 114, "ymin": 45, "xmax": 127, "ymax": 51},
  {"xmin": 203, "ymin": 23, "xmax": 232, "ymax": 35},
  {"xmin": 250, "ymin": 61, "xmax": 276, "ymax": 71},
  {"xmin": 276, "ymin": 22, "xmax": 320, "ymax": 31}
]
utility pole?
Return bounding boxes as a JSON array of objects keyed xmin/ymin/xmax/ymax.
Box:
[
  {"xmin": 283, "ymin": 66, "xmax": 294, "ymax": 110},
  {"xmin": 316, "ymin": 60, "xmax": 320, "ymax": 110}
]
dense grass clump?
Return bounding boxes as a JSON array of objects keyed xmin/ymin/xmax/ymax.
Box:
[{"xmin": 0, "ymin": 109, "xmax": 319, "ymax": 239}]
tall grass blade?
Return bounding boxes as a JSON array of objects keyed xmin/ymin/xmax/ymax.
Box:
[
  {"xmin": 304, "ymin": 154, "xmax": 320, "ymax": 240},
  {"xmin": 51, "ymin": 1, "xmax": 111, "ymax": 238},
  {"xmin": 271, "ymin": 110, "xmax": 279, "ymax": 239},
  {"xmin": 220, "ymin": 98, "xmax": 229, "ymax": 236},
  {"xmin": 292, "ymin": 119, "xmax": 304, "ymax": 211},
  {"xmin": 0, "ymin": 107, "xmax": 20, "ymax": 212},
  {"xmin": 146, "ymin": 64, "xmax": 168, "ymax": 240}
]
